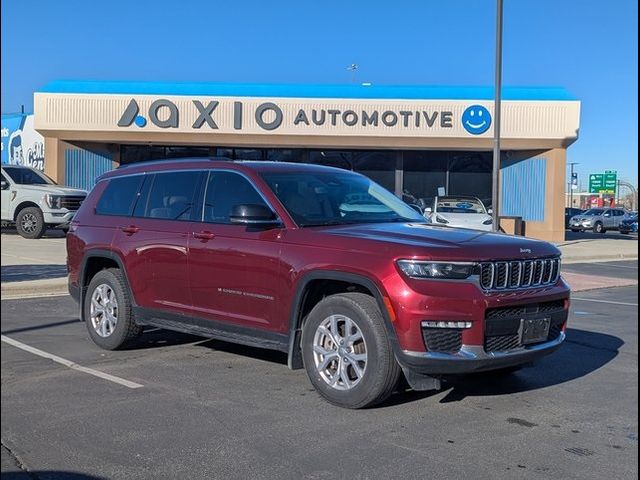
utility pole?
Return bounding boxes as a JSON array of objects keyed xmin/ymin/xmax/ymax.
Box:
[
  {"xmin": 569, "ymin": 162, "xmax": 579, "ymax": 208},
  {"xmin": 491, "ymin": 0, "xmax": 504, "ymax": 232}
]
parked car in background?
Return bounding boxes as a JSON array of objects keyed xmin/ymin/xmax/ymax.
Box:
[
  {"xmin": 1, "ymin": 165, "xmax": 87, "ymax": 238},
  {"xmin": 426, "ymin": 195, "xmax": 493, "ymax": 231},
  {"xmin": 565, "ymin": 207, "xmax": 584, "ymax": 229},
  {"xmin": 619, "ymin": 213, "xmax": 638, "ymax": 234},
  {"xmin": 568, "ymin": 207, "xmax": 629, "ymax": 233},
  {"xmin": 67, "ymin": 159, "xmax": 569, "ymax": 408}
]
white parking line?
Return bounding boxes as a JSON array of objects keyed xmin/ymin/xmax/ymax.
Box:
[
  {"xmin": 1, "ymin": 335, "xmax": 143, "ymax": 389},
  {"xmin": 572, "ymin": 298, "xmax": 638, "ymax": 307}
]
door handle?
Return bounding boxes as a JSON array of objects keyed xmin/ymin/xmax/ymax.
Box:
[
  {"xmin": 193, "ymin": 231, "xmax": 215, "ymax": 241},
  {"xmin": 121, "ymin": 225, "xmax": 139, "ymax": 235}
]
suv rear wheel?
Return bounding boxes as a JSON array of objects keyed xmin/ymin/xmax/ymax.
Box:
[
  {"xmin": 84, "ymin": 268, "xmax": 142, "ymax": 350},
  {"xmin": 15, "ymin": 206, "xmax": 46, "ymax": 239},
  {"xmin": 301, "ymin": 292, "xmax": 401, "ymax": 409},
  {"xmin": 593, "ymin": 221, "xmax": 605, "ymax": 234}
]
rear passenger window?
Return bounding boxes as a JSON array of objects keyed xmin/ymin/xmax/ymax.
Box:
[
  {"xmin": 203, "ymin": 171, "xmax": 267, "ymax": 224},
  {"xmin": 135, "ymin": 171, "xmax": 202, "ymax": 220},
  {"xmin": 95, "ymin": 175, "xmax": 144, "ymax": 216}
]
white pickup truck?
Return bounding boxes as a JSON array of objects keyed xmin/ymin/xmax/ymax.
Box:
[{"xmin": 1, "ymin": 165, "xmax": 87, "ymax": 239}]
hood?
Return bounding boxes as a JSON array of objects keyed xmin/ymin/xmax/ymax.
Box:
[
  {"xmin": 314, "ymin": 222, "xmax": 560, "ymax": 261},
  {"xmin": 16, "ymin": 184, "xmax": 87, "ymax": 196}
]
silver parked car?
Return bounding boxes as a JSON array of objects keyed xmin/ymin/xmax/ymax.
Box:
[{"xmin": 569, "ymin": 207, "xmax": 629, "ymax": 233}]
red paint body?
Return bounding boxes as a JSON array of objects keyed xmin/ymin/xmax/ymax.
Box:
[{"xmin": 67, "ymin": 160, "xmax": 569, "ymax": 362}]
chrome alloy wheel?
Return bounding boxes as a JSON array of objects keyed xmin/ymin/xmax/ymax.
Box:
[
  {"xmin": 312, "ymin": 315, "xmax": 367, "ymax": 390},
  {"xmin": 90, "ymin": 284, "xmax": 119, "ymax": 338},
  {"xmin": 20, "ymin": 213, "xmax": 38, "ymax": 233}
]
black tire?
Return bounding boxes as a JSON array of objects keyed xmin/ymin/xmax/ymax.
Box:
[
  {"xmin": 15, "ymin": 206, "xmax": 46, "ymax": 239},
  {"xmin": 570, "ymin": 229, "xmax": 580, "ymax": 232},
  {"xmin": 593, "ymin": 222, "xmax": 605, "ymax": 234},
  {"xmin": 84, "ymin": 268, "xmax": 142, "ymax": 350},
  {"xmin": 620, "ymin": 230, "xmax": 629, "ymax": 235},
  {"xmin": 301, "ymin": 292, "xmax": 401, "ymax": 409}
]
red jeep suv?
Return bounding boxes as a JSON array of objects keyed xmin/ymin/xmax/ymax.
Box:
[{"xmin": 67, "ymin": 159, "xmax": 570, "ymax": 408}]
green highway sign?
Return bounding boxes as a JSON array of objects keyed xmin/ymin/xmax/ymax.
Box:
[{"xmin": 589, "ymin": 171, "xmax": 617, "ymax": 194}]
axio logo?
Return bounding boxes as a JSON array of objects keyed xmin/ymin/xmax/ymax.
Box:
[
  {"xmin": 461, "ymin": 105, "xmax": 491, "ymax": 135},
  {"xmin": 117, "ymin": 99, "xmax": 221, "ymax": 129}
]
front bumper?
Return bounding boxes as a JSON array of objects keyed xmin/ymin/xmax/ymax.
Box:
[
  {"xmin": 396, "ymin": 332, "xmax": 565, "ymax": 375},
  {"xmin": 43, "ymin": 210, "xmax": 76, "ymax": 226}
]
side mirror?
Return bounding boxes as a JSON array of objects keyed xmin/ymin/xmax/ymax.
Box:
[
  {"xmin": 229, "ymin": 204, "xmax": 281, "ymax": 226},
  {"xmin": 424, "ymin": 207, "xmax": 432, "ymax": 215},
  {"xmin": 1, "ymin": 180, "xmax": 8, "ymax": 190},
  {"xmin": 604, "ymin": 213, "xmax": 611, "ymax": 217},
  {"xmin": 487, "ymin": 208, "xmax": 493, "ymax": 214}
]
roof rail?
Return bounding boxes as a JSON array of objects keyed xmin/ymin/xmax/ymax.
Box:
[{"xmin": 116, "ymin": 156, "xmax": 233, "ymax": 169}]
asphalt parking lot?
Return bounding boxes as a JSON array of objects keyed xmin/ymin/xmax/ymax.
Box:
[{"xmin": 1, "ymin": 262, "xmax": 638, "ymax": 480}]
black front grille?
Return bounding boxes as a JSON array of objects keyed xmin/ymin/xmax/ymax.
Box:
[
  {"xmin": 60, "ymin": 196, "xmax": 85, "ymax": 210},
  {"xmin": 479, "ymin": 257, "xmax": 561, "ymax": 291},
  {"xmin": 484, "ymin": 300, "xmax": 568, "ymax": 353},
  {"xmin": 485, "ymin": 334, "xmax": 521, "ymax": 352},
  {"xmin": 422, "ymin": 328, "xmax": 462, "ymax": 353}
]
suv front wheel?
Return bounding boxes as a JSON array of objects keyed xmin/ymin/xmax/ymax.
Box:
[
  {"xmin": 84, "ymin": 268, "xmax": 142, "ymax": 350},
  {"xmin": 301, "ymin": 292, "xmax": 401, "ymax": 409},
  {"xmin": 15, "ymin": 206, "xmax": 46, "ymax": 239}
]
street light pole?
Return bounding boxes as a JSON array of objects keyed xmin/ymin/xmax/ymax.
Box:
[
  {"xmin": 569, "ymin": 162, "xmax": 579, "ymax": 208},
  {"xmin": 491, "ymin": 0, "xmax": 504, "ymax": 232}
]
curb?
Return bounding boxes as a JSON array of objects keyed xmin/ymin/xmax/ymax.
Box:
[
  {"xmin": 561, "ymin": 254, "xmax": 638, "ymax": 264},
  {"xmin": 1, "ymin": 277, "xmax": 68, "ymax": 300}
]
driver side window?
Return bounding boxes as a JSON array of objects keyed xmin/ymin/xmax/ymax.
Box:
[{"xmin": 203, "ymin": 171, "xmax": 267, "ymax": 224}]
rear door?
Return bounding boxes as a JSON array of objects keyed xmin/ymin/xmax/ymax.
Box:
[
  {"xmin": 602, "ymin": 209, "xmax": 616, "ymax": 229},
  {"xmin": 188, "ymin": 170, "xmax": 285, "ymax": 333},
  {"xmin": 113, "ymin": 170, "xmax": 204, "ymax": 315}
]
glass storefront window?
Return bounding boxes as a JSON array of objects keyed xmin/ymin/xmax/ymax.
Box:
[
  {"xmin": 449, "ymin": 153, "xmax": 492, "ymax": 208},
  {"xmin": 403, "ymin": 151, "xmax": 448, "ymax": 210}
]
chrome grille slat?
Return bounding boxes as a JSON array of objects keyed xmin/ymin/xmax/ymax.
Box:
[{"xmin": 479, "ymin": 257, "xmax": 560, "ymax": 291}]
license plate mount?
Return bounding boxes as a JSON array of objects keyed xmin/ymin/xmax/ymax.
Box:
[{"xmin": 521, "ymin": 317, "xmax": 551, "ymax": 345}]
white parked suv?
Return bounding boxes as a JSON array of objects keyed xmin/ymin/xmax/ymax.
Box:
[{"xmin": 1, "ymin": 165, "xmax": 87, "ymax": 239}]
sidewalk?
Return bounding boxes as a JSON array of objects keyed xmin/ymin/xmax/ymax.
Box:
[
  {"xmin": 557, "ymin": 236, "xmax": 638, "ymax": 264},
  {"xmin": 1, "ymin": 229, "xmax": 68, "ymax": 299}
]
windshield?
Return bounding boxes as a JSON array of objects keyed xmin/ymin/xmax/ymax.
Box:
[
  {"xmin": 582, "ymin": 209, "xmax": 604, "ymax": 216},
  {"xmin": 3, "ymin": 167, "xmax": 55, "ymax": 185},
  {"xmin": 261, "ymin": 171, "xmax": 426, "ymax": 227},
  {"xmin": 436, "ymin": 197, "xmax": 486, "ymax": 214}
]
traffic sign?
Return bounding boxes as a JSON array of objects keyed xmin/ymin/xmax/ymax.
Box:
[
  {"xmin": 589, "ymin": 171, "xmax": 617, "ymax": 194},
  {"xmin": 589, "ymin": 174, "xmax": 604, "ymax": 193}
]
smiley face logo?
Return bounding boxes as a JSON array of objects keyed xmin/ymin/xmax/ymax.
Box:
[{"xmin": 462, "ymin": 105, "xmax": 492, "ymax": 135}]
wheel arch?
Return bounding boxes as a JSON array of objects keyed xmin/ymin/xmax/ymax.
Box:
[
  {"xmin": 287, "ymin": 270, "xmax": 400, "ymax": 370},
  {"xmin": 13, "ymin": 201, "xmax": 41, "ymax": 221},
  {"xmin": 79, "ymin": 249, "xmax": 135, "ymax": 322}
]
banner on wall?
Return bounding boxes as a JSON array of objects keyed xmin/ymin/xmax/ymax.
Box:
[{"xmin": 1, "ymin": 114, "xmax": 45, "ymax": 170}]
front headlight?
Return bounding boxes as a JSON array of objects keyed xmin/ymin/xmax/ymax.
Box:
[
  {"xmin": 435, "ymin": 215, "xmax": 449, "ymax": 224},
  {"xmin": 44, "ymin": 194, "xmax": 63, "ymax": 209},
  {"xmin": 397, "ymin": 260, "xmax": 475, "ymax": 280},
  {"xmin": 482, "ymin": 218, "xmax": 493, "ymax": 225}
]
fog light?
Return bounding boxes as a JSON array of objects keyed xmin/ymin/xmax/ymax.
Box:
[{"xmin": 422, "ymin": 321, "xmax": 472, "ymax": 329}]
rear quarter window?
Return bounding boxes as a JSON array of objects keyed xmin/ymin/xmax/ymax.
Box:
[{"xmin": 95, "ymin": 175, "xmax": 144, "ymax": 216}]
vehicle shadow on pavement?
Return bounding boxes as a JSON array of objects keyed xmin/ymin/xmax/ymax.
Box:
[
  {"xmin": 1, "ymin": 226, "xmax": 66, "ymax": 238},
  {"xmin": 2, "ymin": 472, "xmax": 105, "ymax": 480},
  {"xmin": 1, "ymin": 264, "xmax": 68, "ymax": 282},
  {"xmin": 195, "ymin": 338, "xmax": 289, "ymax": 365},
  {"xmin": 436, "ymin": 327, "xmax": 622, "ymax": 403}
]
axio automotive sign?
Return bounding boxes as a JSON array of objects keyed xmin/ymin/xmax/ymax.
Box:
[
  {"xmin": 117, "ymin": 98, "xmax": 492, "ymax": 135},
  {"xmin": 1, "ymin": 114, "xmax": 45, "ymax": 170}
]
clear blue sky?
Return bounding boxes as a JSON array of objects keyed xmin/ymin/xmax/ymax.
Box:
[{"xmin": 1, "ymin": 0, "xmax": 637, "ymax": 185}]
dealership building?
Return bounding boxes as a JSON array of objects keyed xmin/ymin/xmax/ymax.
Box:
[{"xmin": 33, "ymin": 81, "xmax": 580, "ymax": 241}]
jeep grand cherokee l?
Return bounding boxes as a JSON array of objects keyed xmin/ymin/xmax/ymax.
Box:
[{"xmin": 67, "ymin": 159, "xmax": 570, "ymax": 408}]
